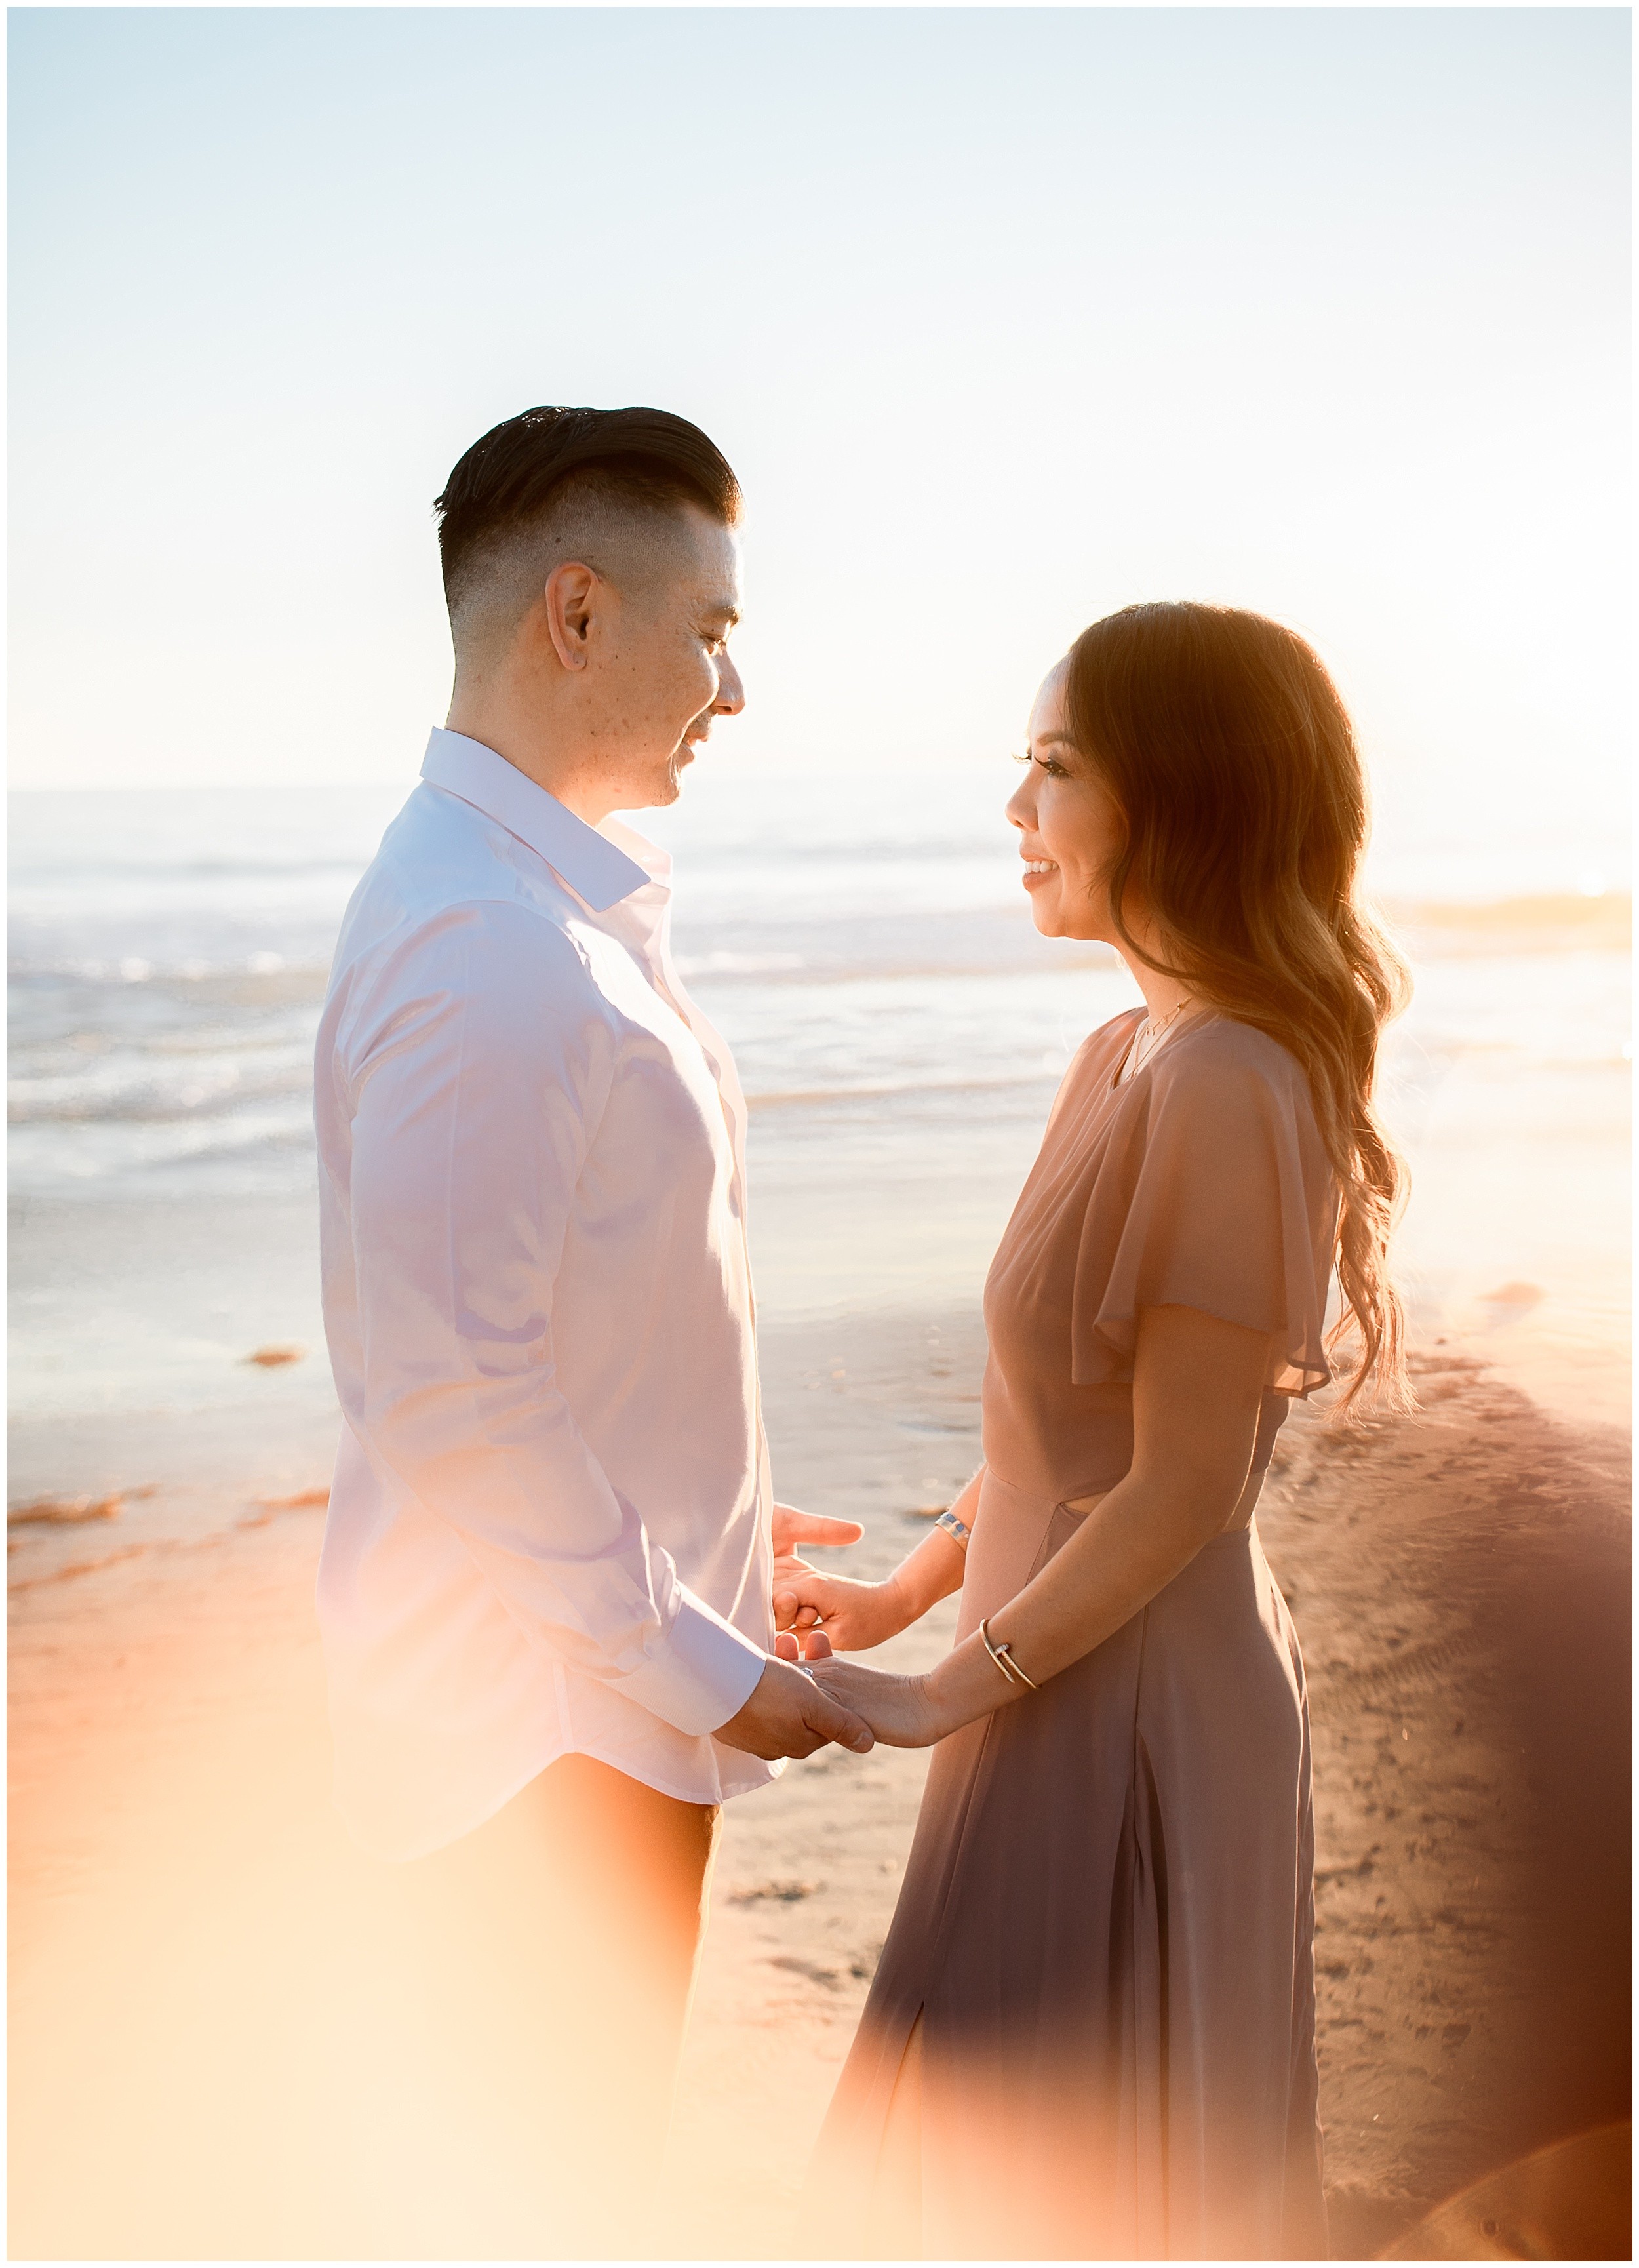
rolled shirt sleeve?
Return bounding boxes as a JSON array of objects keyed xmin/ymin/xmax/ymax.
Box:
[{"xmin": 338, "ymin": 900, "xmax": 766, "ymax": 1737}]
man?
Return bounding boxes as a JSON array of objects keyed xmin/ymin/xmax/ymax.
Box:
[{"xmin": 313, "ymin": 405, "xmax": 869, "ymax": 2250}]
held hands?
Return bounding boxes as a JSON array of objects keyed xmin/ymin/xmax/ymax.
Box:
[
  {"xmin": 774, "ymin": 1568, "xmax": 913, "ymax": 1654},
  {"xmin": 715, "ymin": 1646, "xmax": 876, "ymax": 1761},
  {"xmin": 715, "ymin": 1634, "xmax": 947, "ymax": 1758},
  {"xmin": 754, "ymin": 1499, "xmax": 960, "ymax": 1751},
  {"xmin": 770, "ymin": 1499, "xmax": 915, "ymax": 1656},
  {"xmin": 714, "ymin": 1505, "xmax": 882, "ymax": 1764},
  {"xmin": 807, "ymin": 1654, "xmax": 951, "ymax": 1748},
  {"xmin": 808, "ymin": 1623, "xmax": 1033, "ymax": 1749}
]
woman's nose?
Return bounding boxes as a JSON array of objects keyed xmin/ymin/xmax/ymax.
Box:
[{"xmin": 1005, "ymin": 776, "xmax": 1034, "ymax": 829}]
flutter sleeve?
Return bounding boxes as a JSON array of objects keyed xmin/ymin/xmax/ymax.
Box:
[{"xmin": 1069, "ymin": 1025, "xmax": 1336, "ymax": 1395}]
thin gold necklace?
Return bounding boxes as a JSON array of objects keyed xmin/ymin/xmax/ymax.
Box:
[{"xmin": 1120, "ymin": 997, "xmax": 1193, "ymax": 1083}]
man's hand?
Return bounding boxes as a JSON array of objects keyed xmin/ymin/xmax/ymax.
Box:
[
  {"xmin": 770, "ymin": 1505, "xmax": 865, "ymax": 1651},
  {"xmin": 714, "ymin": 1654, "xmax": 875, "ymax": 1761},
  {"xmin": 770, "ymin": 1501, "xmax": 863, "ymax": 1612}
]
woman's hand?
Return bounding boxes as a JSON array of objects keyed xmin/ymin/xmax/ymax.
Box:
[
  {"xmin": 807, "ymin": 1656, "xmax": 952, "ymax": 1747},
  {"xmin": 772, "ymin": 1567, "xmax": 913, "ymax": 1654}
]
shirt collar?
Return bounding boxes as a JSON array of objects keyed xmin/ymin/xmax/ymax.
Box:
[{"xmin": 420, "ymin": 728, "xmax": 658, "ymax": 913}]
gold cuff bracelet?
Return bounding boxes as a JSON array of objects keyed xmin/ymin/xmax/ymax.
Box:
[{"xmin": 979, "ymin": 1616, "xmax": 1040, "ymax": 1692}]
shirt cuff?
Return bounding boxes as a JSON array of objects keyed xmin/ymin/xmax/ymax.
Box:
[{"xmin": 616, "ymin": 1587, "xmax": 768, "ymax": 1736}]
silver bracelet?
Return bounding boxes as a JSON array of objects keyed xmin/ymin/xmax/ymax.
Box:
[{"xmin": 934, "ymin": 1508, "xmax": 971, "ymax": 1549}]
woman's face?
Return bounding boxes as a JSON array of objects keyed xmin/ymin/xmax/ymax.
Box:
[{"xmin": 1005, "ymin": 662, "xmax": 1130, "ymax": 944}]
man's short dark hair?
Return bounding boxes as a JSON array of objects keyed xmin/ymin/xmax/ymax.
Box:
[{"xmin": 433, "ymin": 405, "xmax": 742, "ymax": 610}]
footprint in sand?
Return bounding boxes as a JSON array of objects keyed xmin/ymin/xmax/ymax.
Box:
[{"xmin": 8, "ymin": 1486, "xmax": 158, "ymax": 1528}]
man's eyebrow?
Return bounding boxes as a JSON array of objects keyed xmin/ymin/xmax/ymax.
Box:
[{"xmin": 701, "ymin": 597, "xmax": 740, "ymax": 625}]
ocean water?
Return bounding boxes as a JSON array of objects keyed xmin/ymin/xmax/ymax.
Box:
[
  {"xmin": 7, "ymin": 760, "xmax": 1631, "ymax": 1528},
  {"xmin": 7, "ymin": 768, "xmax": 1122, "ymax": 1215}
]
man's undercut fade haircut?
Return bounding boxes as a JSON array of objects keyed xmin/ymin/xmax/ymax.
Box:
[{"xmin": 434, "ymin": 404, "xmax": 742, "ymax": 620}]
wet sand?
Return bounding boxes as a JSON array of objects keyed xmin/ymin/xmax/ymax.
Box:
[{"xmin": 8, "ymin": 1309, "xmax": 1630, "ymax": 2259}]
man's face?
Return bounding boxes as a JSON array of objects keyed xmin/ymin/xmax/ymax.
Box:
[{"xmin": 592, "ymin": 505, "xmax": 745, "ymax": 810}]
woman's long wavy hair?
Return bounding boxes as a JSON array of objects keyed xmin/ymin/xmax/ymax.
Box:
[{"xmin": 1064, "ymin": 601, "xmax": 1412, "ymax": 1413}]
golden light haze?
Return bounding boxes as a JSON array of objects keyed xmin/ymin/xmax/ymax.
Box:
[{"xmin": 9, "ymin": 10, "xmax": 1630, "ymax": 898}]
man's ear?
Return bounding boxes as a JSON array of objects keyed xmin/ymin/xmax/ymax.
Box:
[{"xmin": 543, "ymin": 560, "xmax": 600, "ymax": 672}]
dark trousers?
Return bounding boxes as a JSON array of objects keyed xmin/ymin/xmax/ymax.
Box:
[{"xmin": 383, "ymin": 1754, "xmax": 721, "ymax": 2258}]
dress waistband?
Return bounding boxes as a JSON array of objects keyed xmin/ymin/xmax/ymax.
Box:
[
  {"xmin": 961, "ymin": 1469, "xmax": 1260, "ymax": 1641},
  {"xmin": 1054, "ymin": 1500, "xmax": 1258, "ymax": 1551},
  {"xmin": 981, "ymin": 1466, "xmax": 1264, "ymax": 1548}
]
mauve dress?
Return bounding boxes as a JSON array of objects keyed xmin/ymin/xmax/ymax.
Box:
[{"xmin": 805, "ymin": 1008, "xmax": 1337, "ymax": 2261}]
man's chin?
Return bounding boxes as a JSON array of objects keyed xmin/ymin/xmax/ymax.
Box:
[{"xmin": 662, "ymin": 744, "xmax": 702, "ymax": 798}]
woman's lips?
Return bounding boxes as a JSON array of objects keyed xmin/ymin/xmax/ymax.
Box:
[{"xmin": 1021, "ymin": 859, "xmax": 1058, "ymax": 890}]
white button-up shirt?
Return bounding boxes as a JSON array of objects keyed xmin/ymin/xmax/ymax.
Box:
[{"xmin": 315, "ymin": 729, "xmax": 776, "ymax": 1860}]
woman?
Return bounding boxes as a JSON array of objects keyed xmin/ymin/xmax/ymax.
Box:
[{"xmin": 781, "ymin": 603, "xmax": 1410, "ymax": 2261}]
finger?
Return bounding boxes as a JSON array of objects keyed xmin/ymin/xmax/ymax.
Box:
[
  {"xmin": 793, "ymin": 1604, "xmax": 820, "ymax": 1631},
  {"xmin": 785, "ymin": 1513, "xmax": 865, "ymax": 1549},
  {"xmin": 772, "ymin": 1589, "xmax": 798, "ymax": 1629},
  {"xmin": 774, "ymin": 1631, "xmax": 800, "ymax": 1662},
  {"xmin": 802, "ymin": 1627, "xmax": 834, "ymax": 1661},
  {"xmin": 805, "ymin": 1687, "xmax": 874, "ymax": 1755}
]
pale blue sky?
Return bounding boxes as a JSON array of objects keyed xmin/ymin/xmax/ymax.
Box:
[{"xmin": 9, "ymin": 7, "xmax": 1631, "ymax": 885}]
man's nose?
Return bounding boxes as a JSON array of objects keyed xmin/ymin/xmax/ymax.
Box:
[{"xmin": 714, "ymin": 653, "xmax": 746, "ymax": 716}]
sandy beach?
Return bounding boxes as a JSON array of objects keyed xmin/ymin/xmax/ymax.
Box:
[
  {"xmin": 10, "ymin": 5, "xmax": 1632, "ymax": 2256},
  {"xmin": 8, "ymin": 1303, "xmax": 1629, "ymax": 2261},
  {"xmin": 9, "ymin": 808, "xmax": 1631, "ymax": 2259}
]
